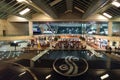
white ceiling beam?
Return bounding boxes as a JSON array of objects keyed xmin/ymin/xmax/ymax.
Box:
[
  {"xmin": 82, "ymin": 0, "xmax": 110, "ymax": 19},
  {"xmin": 74, "ymin": 6, "xmax": 85, "ymax": 13},
  {"xmin": 49, "ymin": 0, "xmax": 62, "ymax": 6}
]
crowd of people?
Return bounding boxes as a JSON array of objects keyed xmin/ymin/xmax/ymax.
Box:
[
  {"xmin": 25, "ymin": 35, "xmax": 120, "ymax": 53},
  {"xmin": 52, "ymin": 38, "xmax": 86, "ymax": 49},
  {"xmin": 105, "ymin": 45, "xmax": 120, "ymax": 52},
  {"xmin": 27, "ymin": 37, "xmax": 50, "ymax": 49}
]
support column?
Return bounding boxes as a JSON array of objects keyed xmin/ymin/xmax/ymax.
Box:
[
  {"xmin": 108, "ymin": 21, "xmax": 113, "ymax": 46},
  {"xmin": 106, "ymin": 57, "xmax": 111, "ymax": 69},
  {"xmin": 96, "ymin": 24, "xmax": 100, "ymax": 35},
  {"xmin": 30, "ymin": 60, "xmax": 34, "ymax": 67},
  {"xmin": 108, "ymin": 21, "xmax": 112, "ymax": 36},
  {"xmin": 29, "ymin": 21, "xmax": 33, "ymax": 36}
]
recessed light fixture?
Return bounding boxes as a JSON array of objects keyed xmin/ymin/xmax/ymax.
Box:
[
  {"xmin": 18, "ymin": 71, "xmax": 26, "ymax": 76},
  {"xmin": 16, "ymin": 0, "xmax": 26, "ymax": 3},
  {"xmin": 45, "ymin": 74, "xmax": 51, "ymax": 79},
  {"xmin": 103, "ymin": 13, "xmax": 112, "ymax": 18},
  {"xmin": 19, "ymin": 8, "xmax": 30, "ymax": 15},
  {"xmin": 100, "ymin": 74, "xmax": 109, "ymax": 80},
  {"xmin": 111, "ymin": 1, "xmax": 120, "ymax": 7}
]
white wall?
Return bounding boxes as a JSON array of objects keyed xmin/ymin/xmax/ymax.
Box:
[
  {"xmin": 85, "ymin": 14, "xmax": 109, "ymax": 21},
  {"xmin": 7, "ymin": 15, "xmax": 28, "ymax": 22},
  {"xmin": 2, "ymin": 15, "xmax": 29, "ymax": 36},
  {"xmin": 0, "ymin": 19, "xmax": 7, "ymax": 36},
  {"xmin": 31, "ymin": 13, "xmax": 54, "ymax": 21},
  {"xmin": 6, "ymin": 22, "xmax": 29, "ymax": 36},
  {"xmin": 31, "ymin": 13, "xmax": 109, "ymax": 21},
  {"xmin": 0, "ymin": 18, "xmax": 29, "ymax": 36}
]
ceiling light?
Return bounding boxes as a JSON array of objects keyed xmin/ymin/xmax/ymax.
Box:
[
  {"xmin": 103, "ymin": 13, "xmax": 112, "ymax": 18},
  {"xmin": 111, "ymin": 1, "xmax": 120, "ymax": 7},
  {"xmin": 100, "ymin": 74, "xmax": 109, "ymax": 80},
  {"xmin": 45, "ymin": 74, "xmax": 51, "ymax": 79},
  {"xmin": 16, "ymin": 0, "xmax": 26, "ymax": 2},
  {"xmin": 19, "ymin": 71, "xmax": 26, "ymax": 76},
  {"xmin": 19, "ymin": 8, "xmax": 30, "ymax": 15}
]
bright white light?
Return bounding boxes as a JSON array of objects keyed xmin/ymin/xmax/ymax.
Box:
[
  {"xmin": 45, "ymin": 74, "xmax": 51, "ymax": 79},
  {"xmin": 19, "ymin": 71, "xmax": 26, "ymax": 76},
  {"xmin": 103, "ymin": 13, "xmax": 112, "ymax": 18},
  {"xmin": 19, "ymin": 8, "xmax": 30, "ymax": 15},
  {"xmin": 112, "ymin": 1, "xmax": 120, "ymax": 7},
  {"xmin": 3, "ymin": 50, "xmax": 7, "ymax": 52},
  {"xmin": 100, "ymin": 74, "xmax": 109, "ymax": 80},
  {"xmin": 14, "ymin": 41, "xmax": 17, "ymax": 43},
  {"xmin": 16, "ymin": 0, "xmax": 26, "ymax": 2}
]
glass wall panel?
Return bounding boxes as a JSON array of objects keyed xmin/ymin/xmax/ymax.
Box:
[
  {"xmin": 33, "ymin": 21, "xmax": 108, "ymax": 36},
  {"xmin": 112, "ymin": 22, "xmax": 120, "ymax": 36},
  {"xmin": 86, "ymin": 22, "xmax": 108, "ymax": 35}
]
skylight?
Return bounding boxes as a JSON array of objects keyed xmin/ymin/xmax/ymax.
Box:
[
  {"xmin": 103, "ymin": 13, "xmax": 112, "ymax": 18},
  {"xmin": 19, "ymin": 8, "xmax": 30, "ymax": 15},
  {"xmin": 111, "ymin": 1, "xmax": 120, "ymax": 7}
]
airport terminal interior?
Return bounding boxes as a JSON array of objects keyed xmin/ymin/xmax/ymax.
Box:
[{"xmin": 0, "ymin": 0, "xmax": 120, "ymax": 80}]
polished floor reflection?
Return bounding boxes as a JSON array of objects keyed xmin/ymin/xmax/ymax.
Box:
[
  {"xmin": 31, "ymin": 50, "xmax": 120, "ymax": 80},
  {"xmin": 0, "ymin": 50, "xmax": 120, "ymax": 80}
]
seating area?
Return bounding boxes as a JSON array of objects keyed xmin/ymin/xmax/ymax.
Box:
[{"xmin": 0, "ymin": 51, "xmax": 23, "ymax": 60}]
